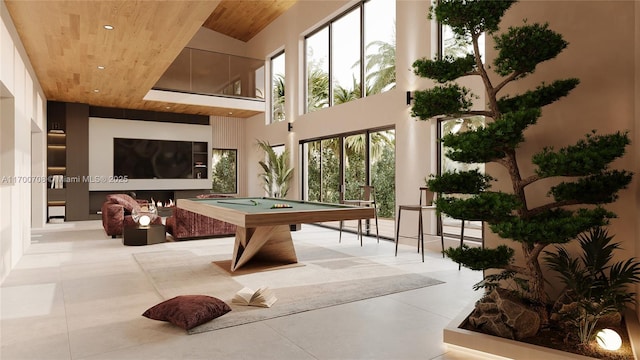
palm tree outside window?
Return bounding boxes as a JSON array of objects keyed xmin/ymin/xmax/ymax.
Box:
[
  {"xmin": 271, "ymin": 51, "xmax": 285, "ymax": 123},
  {"xmin": 304, "ymin": 0, "xmax": 395, "ymax": 112}
]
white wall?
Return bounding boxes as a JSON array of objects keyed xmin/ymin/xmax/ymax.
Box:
[
  {"xmin": 87, "ymin": 117, "xmax": 212, "ymax": 191},
  {"xmin": 211, "ymin": 116, "xmax": 247, "ymax": 196},
  {"xmin": 0, "ymin": 0, "xmax": 46, "ymax": 282}
]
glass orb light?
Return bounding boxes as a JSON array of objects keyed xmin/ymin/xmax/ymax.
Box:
[
  {"xmin": 138, "ymin": 214, "xmax": 152, "ymax": 227},
  {"xmin": 596, "ymin": 328, "xmax": 622, "ymax": 351},
  {"xmin": 132, "ymin": 205, "xmax": 157, "ymax": 228}
]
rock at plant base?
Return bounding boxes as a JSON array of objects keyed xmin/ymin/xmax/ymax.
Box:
[{"xmin": 468, "ymin": 288, "xmax": 541, "ymax": 340}]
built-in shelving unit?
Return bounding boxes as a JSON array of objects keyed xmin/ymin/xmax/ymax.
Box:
[
  {"xmin": 47, "ymin": 129, "xmax": 66, "ymax": 221},
  {"xmin": 47, "ymin": 131, "xmax": 66, "ymax": 186},
  {"xmin": 192, "ymin": 141, "xmax": 208, "ymax": 179}
]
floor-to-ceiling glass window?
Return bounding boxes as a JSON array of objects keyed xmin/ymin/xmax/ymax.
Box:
[{"xmin": 302, "ymin": 128, "xmax": 395, "ymax": 239}]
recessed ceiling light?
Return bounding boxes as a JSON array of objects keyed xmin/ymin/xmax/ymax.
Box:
[
  {"xmin": 228, "ymin": 112, "xmax": 233, "ymax": 115},
  {"xmin": 97, "ymin": 65, "xmax": 105, "ymax": 70},
  {"xmin": 93, "ymin": 89, "xmax": 100, "ymax": 93},
  {"xmin": 165, "ymin": 106, "xmax": 171, "ymax": 109},
  {"xmin": 103, "ymin": 25, "xmax": 114, "ymax": 30}
]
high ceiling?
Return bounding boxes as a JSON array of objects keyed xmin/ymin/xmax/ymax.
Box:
[{"xmin": 5, "ymin": 0, "xmax": 296, "ymax": 118}]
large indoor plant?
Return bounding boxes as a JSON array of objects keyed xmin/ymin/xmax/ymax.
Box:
[
  {"xmin": 412, "ymin": 0, "xmax": 634, "ymax": 352},
  {"xmin": 257, "ymin": 139, "xmax": 293, "ymax": 198}
]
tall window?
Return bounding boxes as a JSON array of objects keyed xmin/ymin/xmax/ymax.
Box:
[
  {"xmin": 271, "ymin": 52, "xmax": 285, "ymax": 123},
  {"xmin": 305, "ymin": 0, "xmax": 395, "ymax": 113},
  {"xmin": 211, "ymin": 149, "xmax": 237, "ymax": 194}
]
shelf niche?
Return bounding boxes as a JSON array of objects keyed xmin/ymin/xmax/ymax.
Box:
[{"xmin": 192, "ymin": 141, "xmax": 208, "ymax": 179}]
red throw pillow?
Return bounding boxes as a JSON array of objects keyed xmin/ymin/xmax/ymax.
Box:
[{"xmin": 142, "ymin": 295, "xmax": 231, "ymax": 330}]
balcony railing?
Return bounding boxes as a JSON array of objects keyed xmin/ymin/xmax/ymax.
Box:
[{"xmin": 154, "ymin": 47, "xmax": 265, "ymax": 101}]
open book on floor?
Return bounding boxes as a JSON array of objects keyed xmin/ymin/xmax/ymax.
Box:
[{"xmin": 231, "ymin": 286, "xmax": 277, "ymax": 308}]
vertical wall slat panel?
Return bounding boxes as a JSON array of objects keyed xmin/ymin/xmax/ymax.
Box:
[{"xmin": 211, "ymin": 116, "xmax": 246, "ymax": 196}]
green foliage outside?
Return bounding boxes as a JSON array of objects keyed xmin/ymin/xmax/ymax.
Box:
[
  {"xmin": 306, "ymin": 143, "xmax": 321, "ymax": 202},
  {"xmin": 344, "ymin": 135, "xmax": 367, "ymax": 200},
  {"xmin": 307, "ymin": 38, "xmax": 396, "ymax": 111},
  {"xmin": 211, "ymin": 150, "xmax": 237, "ymax": 193},
  {"xmin": 416, "ymin": 0, "xmax": 633, "ymax": 308},
  {"xmin": 364, "ymin": 39, "xmax": 396, "ymax": 95},
  {"xmin": 320, "ymin": 139, "xmax": 341, "ymax": 203},
  {"xmin": 371, "ymin": 145, "xmax": 395, "ymax": 218},
  {"xmin": 272, "ymin": 73, "xmax": 285, "ymax": 122}
]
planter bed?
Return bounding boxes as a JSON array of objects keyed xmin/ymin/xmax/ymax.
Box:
[{"xmin": 444, "ymin": 303, "xmax": 640, "ymax": 360}]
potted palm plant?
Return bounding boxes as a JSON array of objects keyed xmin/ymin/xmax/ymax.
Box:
[{"xmin": 257, "ymin": 139, "xmax": 293, "ymax": 198}]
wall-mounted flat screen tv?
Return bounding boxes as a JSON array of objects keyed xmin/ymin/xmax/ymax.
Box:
[{"xmin": 114, "ymin": 138, "xmax": 193, "ymax": 179}]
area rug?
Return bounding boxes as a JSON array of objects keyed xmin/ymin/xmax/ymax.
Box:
[{"xmin": 133, "ymin": 242, "xmax": 443, "ymax": 334}]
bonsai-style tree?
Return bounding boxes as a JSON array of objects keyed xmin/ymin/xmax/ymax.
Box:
[
  {"xmin": 257, "ymin": 140, "xmax": 293, "ymax": 198},
  {"xmin": 413, "ymin": 0, "xmax": 633, "ymax": 307}
]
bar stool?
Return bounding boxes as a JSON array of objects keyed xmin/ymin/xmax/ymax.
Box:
[
  {"xmin": 339, "ymin": 185, "xmax": 379, "ymax": 246},
  {"xmin": 395, "ymin": 186, "xmax": 444, "ymax": 262}
]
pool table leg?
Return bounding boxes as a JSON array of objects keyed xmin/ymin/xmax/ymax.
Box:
[{"xmin": 231, "ymin": 224, "xmax": 298, "ymax": 272}]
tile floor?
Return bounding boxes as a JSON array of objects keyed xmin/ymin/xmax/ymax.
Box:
[{"xmin": 1, "ymin": 221, "xmax": 488, "ymax": 360}]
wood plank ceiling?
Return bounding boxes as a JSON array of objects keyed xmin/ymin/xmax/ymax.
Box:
[{"xmin": 5, "ymin": 0, "xmax": 296, "ymax": 118}]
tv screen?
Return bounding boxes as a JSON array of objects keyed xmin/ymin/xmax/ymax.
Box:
[{"xmin": 114, "ymin": 138, "xmax": 193, "ymax": 179}]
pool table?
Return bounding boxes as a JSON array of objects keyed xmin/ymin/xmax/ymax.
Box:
[{"xmin": 177, "ymin": 197, "xmax": 375, "ymax": 272}]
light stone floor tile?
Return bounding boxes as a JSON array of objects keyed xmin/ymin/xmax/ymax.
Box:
[
  {"xmin": 1, "ymin": 222, "xmax": 486, "ymax": 360},
  {"xmin": 79, "ymin": 322, "xmax": 317, "ymax": 360},
  {"xmin": 263, "ymin": 295, "xmax": 453, "ymax": 360},
  {"xmin": 0, "ymin": 333, "xmax": 72, "ymax": 360}
]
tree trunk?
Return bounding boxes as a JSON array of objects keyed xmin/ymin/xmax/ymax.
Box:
[
  {"xmin": 523, "ymin": 244, "xmax": 548, "ymax": 303},
  {"xmin": 523, "ymin": 243, "xmax": 550, "ymax": 325}
]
